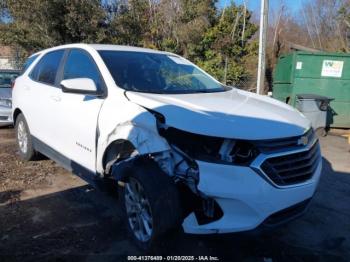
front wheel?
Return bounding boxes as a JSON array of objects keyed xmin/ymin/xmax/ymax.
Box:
[
  {"xmin": 124, "ymin": 177, "xmax": 154, "ymax": 243},
  {"xmin": 119, "ymin": 159, "xmax": 182, "ymax": 250}
]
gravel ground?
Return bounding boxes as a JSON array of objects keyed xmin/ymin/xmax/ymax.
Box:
[{"xmin": 0, "ymin": 126, "xmax": 350, "ymax": 262}]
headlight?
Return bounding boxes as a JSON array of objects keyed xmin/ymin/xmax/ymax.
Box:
[
  {"xmin": 0, "ymin": 99, "xmax": 12, "ymax": 108},
  {"xmin": 219, "ymin": 139, "xmax": 260, "ymax": 165},
  {"xmin": 158, "ymin": 126, "xmax": 259, "ymax": 166}
]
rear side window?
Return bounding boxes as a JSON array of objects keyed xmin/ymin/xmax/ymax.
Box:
[
  {"xmin": 22, "ymin": 54, "xmax": 39, "ymax": 74},
  {"xmin": 30, "ymin": 50, "xmax": 64, "ymax": 85},
  {"xmin": 63, "ymin": 49, "xmax": 103, "ymax": 90}
]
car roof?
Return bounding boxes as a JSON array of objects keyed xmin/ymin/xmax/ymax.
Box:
[
  {"xmin": 89, "ymin": 44, "xmax": 170, "ymax": 54},
  {"xmin": 33, "ymin": 43, "xmax": 176, "ymax": 56}
]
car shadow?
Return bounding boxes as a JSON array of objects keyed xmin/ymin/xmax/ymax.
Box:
[{"xmin": 0, "ymin": 157, "xmax": 349, "ymax": 262}]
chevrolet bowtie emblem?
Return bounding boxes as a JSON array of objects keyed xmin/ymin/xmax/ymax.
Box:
[{"xmin": 298, "ymin": 136, "xmax": 309, "ymax": 146}]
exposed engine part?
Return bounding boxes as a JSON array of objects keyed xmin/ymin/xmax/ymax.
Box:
[
  {"xmin": 153, "ymin": 142, "xmax": 218, "ymax": 222},
  {"xmin": 158, "ymin": 126, "xmax": 223, "ymax": 161},
  {"xmin": 220, "ymin": 139, "xmax": 260, "ymax": 165},
  {"xmin": 107, "ymin": 110, "xmax": 258, "ymax": 225},
  {"xmin": 158, "ymin": 126, "xmax": 260, "ymax": 166},
  {"xmin": 219, "ymin": 139, "xmax": 236, "ymax": 162},
  {"xmin": 152, "ymin": 150, "xmax": 173, "ymax": 176},
  {"xmin": 107, "ymin": 121, "xmax": 221, "ymax": 225},
  {"xmin": 152, "ymin": 145, "xmax": 200, "ymax": 195}
]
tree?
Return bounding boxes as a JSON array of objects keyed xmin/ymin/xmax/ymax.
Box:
[
  {"xmin": 0, "ymin": 0, "xmax": 259, "ymax": 89},
  {"xmin": 194, "ymin": 3, "xmax": 258, "ymax": 86},
  {"xmin": 0, "ymin": 0, "xmax": 107, "ymax": 55},
  {"xmin": 158, "ymin": 0, "xmax": 217, "ymax": 57},
  {"xmin": 107, "ymin": 0, "xmax": 150, "ymax": 46}
]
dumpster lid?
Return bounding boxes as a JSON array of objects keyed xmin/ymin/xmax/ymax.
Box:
[{"xmin": 296, "ymin": 93, "xmax": 334, "ymax": 101}]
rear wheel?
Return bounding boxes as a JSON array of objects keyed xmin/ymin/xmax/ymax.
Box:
[
  {"xmin": 119, "ymin": 159, "xmax": 182, "ymax": 250},
  {"xmin": 15, "ymin": 114, "xmax": 37, "ymax": 161}
]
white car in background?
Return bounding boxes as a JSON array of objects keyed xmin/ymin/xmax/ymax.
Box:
[{"xmin": 12, "ymin": 44, "xmax": 322, "ymax": 250}]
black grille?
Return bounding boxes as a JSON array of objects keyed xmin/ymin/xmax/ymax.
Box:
[
  {"xmin": 263, "ymin": 198, "xmax": 311, "ymax": 227},
  {"xmin": 254, "ymin": 128, "xmax": 315, "ymax": 153},
  {"xmin": 0, "ymin": 116, "xmax": 8, "ymax": 120},
  {"xmin": 261, "ymin": 141, "xmax": 320, "ymax": 186}
]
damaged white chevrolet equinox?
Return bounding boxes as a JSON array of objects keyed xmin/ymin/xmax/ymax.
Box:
[{"xmin": 13, "ymin": 44, "xmax": 322, "ymax": 249}]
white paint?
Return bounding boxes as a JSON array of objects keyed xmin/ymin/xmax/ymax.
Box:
[
  {"xmin": 296, "ymin": 61, "xmax": 303, "ymax": 70},
  {"xmin": 60, "ymin": 78, "xmax": 97, "ymax": 92},
  {"xmin": 182, "ymin": 159, "xmax": 322, "ymax": 234},
  {"xmin": 12, "ymin": 43, "xmax": 321, "ymax": 235},
  {"xmin": 126, "ymin": 89, "xmax": 310, "ymax": 139},
  {"xmin": 167, "ymin": 55, "xmax": 192, "ymax": 65}
]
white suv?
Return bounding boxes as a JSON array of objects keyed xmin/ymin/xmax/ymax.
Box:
[{"xmin": 12, "ymin": 44, "xmax": 322, "ymax": 249}]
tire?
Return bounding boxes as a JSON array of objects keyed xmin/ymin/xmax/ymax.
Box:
[
  {"xmin": 119, "ymin": 158, "xmax": 182, "ymax": 251},
  {"xmin": 15, "ymin": 113, "xmax": 37, "ymax": 161}
]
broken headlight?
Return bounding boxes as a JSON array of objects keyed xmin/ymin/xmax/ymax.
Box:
[
  {"xmin": 159, "ymin": 127, "xmax": 259, "ymax": 166},
  {"xmin": 219, "ymin": 139, "xmax": 260, "ymax": 165}
]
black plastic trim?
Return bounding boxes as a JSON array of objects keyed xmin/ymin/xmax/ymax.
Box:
[{"xmin": 262, "ymin": 198, "xmax": 312, "ymax": 227}]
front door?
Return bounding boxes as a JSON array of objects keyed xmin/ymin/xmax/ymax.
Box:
[{"xmin": 51, "ymin": 49, "xmax": 105, "ymax": 172}]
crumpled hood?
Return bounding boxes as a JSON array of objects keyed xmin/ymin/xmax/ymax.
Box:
[
  {"xmin": 125, "ymin": 89, "xmax": 310, "ymax": 140},
  {"xmin": 0, "ymin": 88, "xmax": 11, "ymax": 99}
]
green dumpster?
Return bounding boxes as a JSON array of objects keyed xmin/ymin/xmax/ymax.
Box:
[{"xmin": 272, "ymin": 51, "xmax": 350, "ymax": 128}]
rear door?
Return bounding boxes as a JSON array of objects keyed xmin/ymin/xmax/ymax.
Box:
[
  {"xmin": 24, "ymin": 50, "xmax": 65, "ymax": 146},
  {"xmin": 51, "ymin": 48, "xmax": 105, "ymax": 172}
]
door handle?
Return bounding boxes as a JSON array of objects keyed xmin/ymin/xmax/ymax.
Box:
[{"xmin": 50, "ymin": 95, "xmax": 61, "ymax": 102}]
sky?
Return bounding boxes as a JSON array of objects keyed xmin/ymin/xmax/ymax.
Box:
[{"xmin": 218, "ymin": 0, "xmax": 302, "ymax": 14}]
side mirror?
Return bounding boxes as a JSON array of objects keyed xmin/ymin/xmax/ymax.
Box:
[{"xmin": 60, "ymin": 78, "xmax": 99, "ymax": 95}]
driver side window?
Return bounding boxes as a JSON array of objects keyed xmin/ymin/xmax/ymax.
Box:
[{"xmin": 63, "ymin": 49, "xmax": 103, "ymax": 91}]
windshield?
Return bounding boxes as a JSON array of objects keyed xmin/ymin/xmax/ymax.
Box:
[
  {"xmin": 98, "ymin": 51, "xmax": 230, "ymax": 94},
  {"xmin": 0, "ymin": 71, "xmax": 19, "ymax": 88}
]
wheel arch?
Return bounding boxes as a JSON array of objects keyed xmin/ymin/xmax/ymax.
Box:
[
  {"xmin": 13, "ymin": 108, "xmax": 23, "ymax": 124},
  {"xmin": 96, "ymin": 121, "xmax": 170, "ymax": 175},
  {"xmin": 102, "ymin": 139, "xmax": 137, "ymax": 174}
]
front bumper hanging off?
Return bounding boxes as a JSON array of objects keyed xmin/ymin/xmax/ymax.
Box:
[{"xmin": 182, "ymin": 150, "xmax": 322, "ymax": 234}]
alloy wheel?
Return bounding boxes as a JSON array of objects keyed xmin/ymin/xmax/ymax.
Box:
[
  {"xmin": 17, "ymin": 120, "xmax": 28, "ymax": 154},
  {"xmin": 125, "ymin": 177, "xmax": 153, "ymax": 242}
]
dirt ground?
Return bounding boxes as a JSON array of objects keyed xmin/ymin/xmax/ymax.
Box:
[{"xmin": 0, "ymin": 126, "xmax": 350, "ymax": 262}]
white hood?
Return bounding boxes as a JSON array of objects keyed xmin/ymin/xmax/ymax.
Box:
[{"xmin": 126, "ymin": 89, "xmax": 310, "ymax": 140}]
